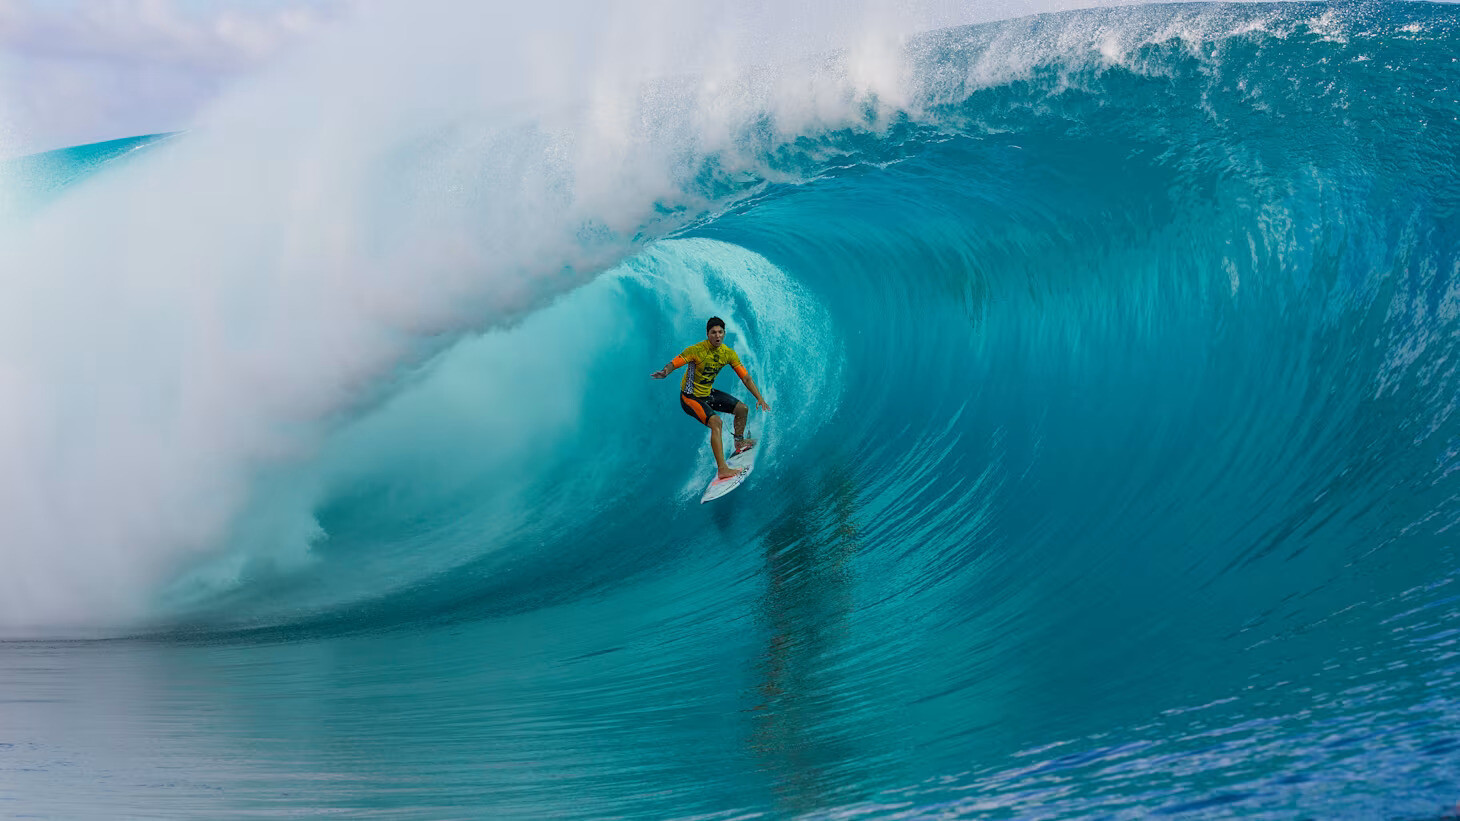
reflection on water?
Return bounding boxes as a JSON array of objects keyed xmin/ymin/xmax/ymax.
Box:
[{"xmin": 748, "ymin": 467, "xmax": 874, "ymax": 815}]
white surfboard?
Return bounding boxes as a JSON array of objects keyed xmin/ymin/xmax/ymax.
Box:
[{"xmin": 701, "ymin": 444, "xmax": 757, "ymax": 503}]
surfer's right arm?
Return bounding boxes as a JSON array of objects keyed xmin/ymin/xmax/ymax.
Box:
[{"xmin": 651, "ymin": 355, "xmax": 688, "ymax": 379}]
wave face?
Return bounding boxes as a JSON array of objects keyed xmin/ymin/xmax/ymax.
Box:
[{"xmin": 6, "ymin": 3, "xmax": 1460, "ymax": 819}]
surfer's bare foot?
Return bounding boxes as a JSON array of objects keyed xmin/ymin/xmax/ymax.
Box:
[
  {"xmin": 732, "ymin": 438, "xmax": 756, "ymax": 454},
  {"xmin": 717, "ymin": 467, "xmax": 745, "ymax": 481}
]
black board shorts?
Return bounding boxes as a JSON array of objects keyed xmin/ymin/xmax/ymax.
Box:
[{"xmin": 680, "ymin": 389, "xmax": 741, "ymax": 426}]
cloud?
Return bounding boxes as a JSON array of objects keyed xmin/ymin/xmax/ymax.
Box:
[
  {"xmin": 0, "ymin": 0, "xmax": 333, "ymax": 69},
  {"xmin": 0, "ymin": 0, "xmax": 342, "ymax": 155}
]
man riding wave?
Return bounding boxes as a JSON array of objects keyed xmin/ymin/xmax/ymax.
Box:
[{"xmin": 652, "ymin": 317, "xmax": 771, "ymax": 480}]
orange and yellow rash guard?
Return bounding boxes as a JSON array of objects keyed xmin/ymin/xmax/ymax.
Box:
[{"xmin": 673, "ymin": 341, "xmax": 749, "ymax": 398}]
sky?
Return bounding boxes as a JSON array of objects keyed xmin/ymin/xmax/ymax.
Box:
[{"xmin": 0, "ymin": 0, "xmax": 344, "ymax": 156}]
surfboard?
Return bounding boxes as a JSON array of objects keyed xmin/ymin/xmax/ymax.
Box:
[{"xmin": 701, "ymin": 443, "xmax": 757, "ymax": 503}]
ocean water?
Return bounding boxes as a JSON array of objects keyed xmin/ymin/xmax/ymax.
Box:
[{"xmin": 3, "ymin": 2, "xmax": 1460, "ymax": 818}]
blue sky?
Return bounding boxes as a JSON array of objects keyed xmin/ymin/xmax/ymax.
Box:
[{"xmin": 0, "ymin": 0, "xmax": 343, "ymax": 156}]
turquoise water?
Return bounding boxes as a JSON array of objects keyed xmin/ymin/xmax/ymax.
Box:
[{"xmin": 5, "ymin": 3, "xmax": 1460, "ymax": 817}]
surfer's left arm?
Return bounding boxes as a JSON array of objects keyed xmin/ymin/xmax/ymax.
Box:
[{"xmin": 733, "ymin": 364, "xmax": 771, "ymax": 412}]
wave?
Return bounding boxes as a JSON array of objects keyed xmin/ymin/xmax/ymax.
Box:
[
  {"xmin": 6, "ymin": 2, "xmax": 1460, "ymax": 817},
  {"xmin": 1, "ymin": 1, "xmax": 1458, "ymax": 660}
]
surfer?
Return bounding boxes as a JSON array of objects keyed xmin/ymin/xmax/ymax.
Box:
[{"xmin": 652, "ymin": 317, "xmax": 771, "ymax": 480}]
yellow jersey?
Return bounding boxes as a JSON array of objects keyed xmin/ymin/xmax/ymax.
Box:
[{"xmin": 676, "ymin": 341, "xmax": 745, "ymax": 398}]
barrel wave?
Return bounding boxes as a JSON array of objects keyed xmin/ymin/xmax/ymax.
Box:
[{"xmin": 4, "ymin": 3, "xmax": 1460, "ymax": 818}]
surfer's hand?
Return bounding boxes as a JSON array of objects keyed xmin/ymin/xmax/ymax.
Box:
[
  {"xmin": 758, "ymin": 399, "xmax": 771, "ymax": 412},
  {"xmin": 651, "ymin": 368, "xmax": 667, "ymax": 379}
]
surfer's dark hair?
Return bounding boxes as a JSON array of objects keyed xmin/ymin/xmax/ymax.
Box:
[{"xmin": 707, "ymin": 317, "xmax": 726, "ymax": 333}]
